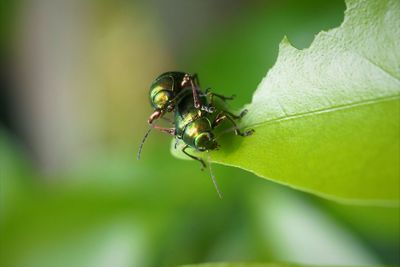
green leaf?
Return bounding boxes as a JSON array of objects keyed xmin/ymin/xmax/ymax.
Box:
[{"xmin": 172, "ymin": 0, "xmax": 400, "ymax": 205}]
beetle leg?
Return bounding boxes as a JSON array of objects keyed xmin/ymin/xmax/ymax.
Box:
[
  {"xmin": 213, "ymin": 108, "xmax": 248, "ymax": 120},
  {"xmin": 153, "ymin": 125, "xmax": 176, "ymax": 136},
  {"xmin": 174, "ymin": 136, "xmax": 180, "ymax": 149},
  {"xmin": 181, "ymin": 73, "xmax": 201, "ymax": 109},
  {"xmin": 207, "ymin": 92, "xmax": 236, "ymax": 105},
  {"xmin": 212, "ymin": 112, "xmax": 226, "ymax": 127},
  {"xmin": 200, "ymin": 105, "xmax": 215, "ymax": 113},
  {"xmin": 182, "ymin": 145, "xmax": 206, "ymax": 170},
  {"xmin": 181, "ymin": 73, "xmax": 214, "ymax": 113},
  {"xmin": 148, "ymin": 109, "xmax": 164, "ymax": 124},
  {"xmin": 212, "ymin": 111, "xmax": 254, "ymax": 137},
  {"xmin": 199, "ymin": 87, "xmax": 211, "ymax": 97}
]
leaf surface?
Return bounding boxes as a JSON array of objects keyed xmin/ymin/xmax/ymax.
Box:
[{"xmin": 172, "ymin": 0, "xmax": 400, "ymax": 205}]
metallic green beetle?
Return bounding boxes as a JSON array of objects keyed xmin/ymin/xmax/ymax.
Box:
[
  {"xmin": 138, "ymin": 74, "xmax": 254, "ymax": 197},
  {"xmin": 148, "ymin": 88, "xmax": 254, "ymax": 168},
  {"xmin": 147, "ymin": 71, "xmax": 213, "ymax": 124}
]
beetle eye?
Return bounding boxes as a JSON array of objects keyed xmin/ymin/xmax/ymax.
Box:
[{"xmin": 152, "ymin": 90, "xmax": 172, "ymax": 109}]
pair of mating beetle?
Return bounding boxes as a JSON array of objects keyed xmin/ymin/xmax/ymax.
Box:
[{"xmin": 138, "ymin": 71, "xmax": 254, "ymax": 197}]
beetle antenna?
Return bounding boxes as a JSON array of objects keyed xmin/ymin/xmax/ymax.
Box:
[
  {"xmin": 207, "ymin": 154, "xmax": 223, "ymax": 199},
  {"xmin": 137, "ymin": 124, "xmax": 153, "ymax": 160}
]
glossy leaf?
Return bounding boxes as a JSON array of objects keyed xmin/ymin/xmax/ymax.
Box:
[{"xmin": 172, "ymin": 0, "xmax": 400, "ymax": 205}]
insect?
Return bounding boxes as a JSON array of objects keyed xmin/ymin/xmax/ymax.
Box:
[
  {"xmin": 147, "ymin": 71, "xmax": 214, "ymax": 125},
  {"xmin": 172, "ymin": 89, "xmax": 254, "ymax": 163},
  {"xmin": 138, "ymin": 73, "xmax": 254, "ymax": 197}
]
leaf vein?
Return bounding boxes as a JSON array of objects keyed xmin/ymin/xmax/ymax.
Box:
[{"xmin": 246, "ymin": 94, "xmax": 400, "ymax": 129}]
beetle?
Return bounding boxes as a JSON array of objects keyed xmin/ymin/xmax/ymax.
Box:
[
  {"xmin": 138, "ymin": 83, "xmax": 254, "ymax": 197},
  {"xmin": 155, "ymin": 88, "xmax": 253, "ymax": 167},
  {"xmin": 147, "ymin": 71, "xmax": 214, "ymax": 125}
]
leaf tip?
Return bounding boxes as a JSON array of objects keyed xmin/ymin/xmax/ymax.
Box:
[{"xmin": 279, "ymin": 35, "xmax": 292, "ymax": 48}]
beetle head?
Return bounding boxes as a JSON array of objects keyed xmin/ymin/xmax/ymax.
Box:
[{"xmin": 195, "ymin": 132, "xmax": 219, "ymax": 151}]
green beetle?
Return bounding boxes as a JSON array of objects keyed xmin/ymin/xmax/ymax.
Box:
[
  {"xmin": 141, "ymin": 86, "xmax": 253, "ymax": 165},
  {"xmin": 147, "ymin": 71, "xmax": 213, "ymax": 124},
  {"xmin": 138, "ymin": 75, "xmax": 254, "ymax": 197},
  {"xmin": 172, "ymin": 90, "xmax": 253, "ymax": 168}
]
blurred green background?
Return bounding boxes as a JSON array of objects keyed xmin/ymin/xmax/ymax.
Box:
[{"xmin": 0, "ymin": 0, "xmax": 399, "ymax": 266}]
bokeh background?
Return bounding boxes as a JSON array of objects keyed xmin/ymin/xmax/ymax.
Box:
[{"xmin": 1, "ymin": 1, "xmax": 399, "ymax": 266}]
